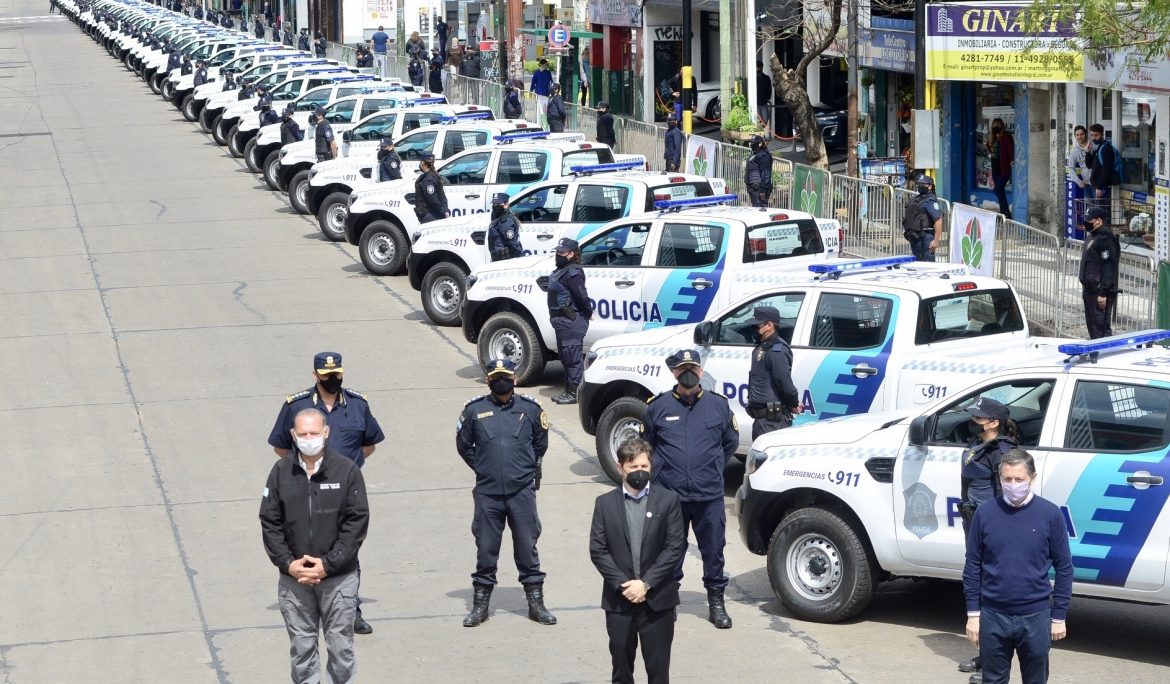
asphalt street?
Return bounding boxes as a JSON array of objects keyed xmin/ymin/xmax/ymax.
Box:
[{"xmin": 1, "ymin": 4, "xmax": 1168, "ymax": 683}]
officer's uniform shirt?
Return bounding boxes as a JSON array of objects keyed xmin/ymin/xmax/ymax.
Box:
[
  {"xmin": 268, "ymin": 387, "xmax": 385, "ymax": 468},
  {"xmin": 456, "ymin": 394, "xmax": 549, "ymax": 496},
  {"xmin": 748, "ymin": 332, "xmax": 800, "ymax": 411},
  {"xmin": 315, "ymin": 119, "xmax": 335, "ymax": 160},
  {"xmin": 960, "ymin": 436, "xmax": 1017, "ymax": 509},
  {"xmin": 414, "ymin": 169, "xmax": 449, "ymax": 220},
  {"xmin": 746, "ymin": 149, "xmax": 773, "ymax": 188},
  {"xmin": 181, "ymin": 59, "xmax": 193, "ymax": 76},
  {"xmin": 642, "ymin": 389, "xmax": 738, "ymax": 502},
  {"xmin": 1079, "ymin": 226, "xmax": 1120, "ymax": 294},
  {"xmin": 547, "ymin": 263, "xmax": 592, "ymax": 317},
  {"xmin": 488, "ymin": 211, "xmax": 522, "ymax": 259},
  {"xmin": 193, "ymin": 66, "xmax": 208, "ymax": 87},
  {"xmin": 377, "ymin": 149, "xmax": 402, "ymax": 181},
  {"xmin": 280, "ymin": 117, "xmax": 304, "ymax": 145},
  {"xmin": 260, "ymin": 108, "xmax": 280, "ymax": 126},
  {"xmin": 222, "ymin": 75, "xmax": 238, "ymax": 92}
]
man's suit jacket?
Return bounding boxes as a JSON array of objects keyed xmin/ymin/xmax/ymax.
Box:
[{"xmin": 589, "ymin": 485, "xmax": 685, "ymax": 613}]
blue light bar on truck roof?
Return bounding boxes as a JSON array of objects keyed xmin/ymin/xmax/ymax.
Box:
[
  {"xmin": 570, "ymin": 160, "xmax": 646, "ymax": 174},
  {"xmin": 1058, "ymin": 330, "xmax": 1170, "ymax": 356},
  {"xmin": 653, "ymin": 194, "xmax": 739, "ymax": 210},
  {"xmin": 808, "ymin": 255, "xmax": 916, "ymax": 276},
  {"xmin": 493, "ymin": 130, "xmax": 551, "ymax": 142},
  {"xmin": 440, "ymin": 111, "xmax": 494, "ymax": 122},
  {"xmin": 410, "ymin": 97, "xmax": 448, "ymax": 106}
]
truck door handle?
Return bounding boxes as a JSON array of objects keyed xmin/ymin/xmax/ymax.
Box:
[
  {"xmin": 464, "ymin": 194, "xmax": 481, "ymax": 199},
  {"xmin": 537, "ymin": 234, "xmax": 554, "ymax": 240},
  {"xmin": 693, "ymin": 278, "xmax": 714, "ymax": 289},
  {"xmin": 615, "ymin": 280, "xmax": 635, "ymax": 288},
  {"xmin": 1126, "ymin": 472, "xmax": 1164, "ymax": 489},
  {"xmin": 851, "ymin": 364, "xmax": 879, "ymax": 378}
]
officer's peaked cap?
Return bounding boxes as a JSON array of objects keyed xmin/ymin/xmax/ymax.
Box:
[
  {"xmin": 491, "ymin": 192, "xmax": 509, "ymax": 205},
  {"xmin": 744, "ymin": 306, "xmax": 781, "ymax": 326},
  {"xmin": 484, "ymin": 358, "xmax": 516, "ymax": 377},
  {"xmin": 966, "ymin": 396, "xmax": 1010, "ymax": 425},
  {"xmin": 917, "ymin": 174, "xmax": 935, "ymax": 186},
  {"xmin": 555, "ymin": 237, "xmax": 579, "ymax": 253},
  {"xmin": 665, "ymin": 349, "xmax": 702, "ymax": 370},
  {"xmin": 313, "ymin": 352, "xmax": 343, "ymax": 374},
  {"xmin": 1084, "ymin": 205, "xmax": 1108, "ymax": 222}
]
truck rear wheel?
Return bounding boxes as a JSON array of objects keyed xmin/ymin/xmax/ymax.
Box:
[
  {"xmin": 316, "ymin": 192, "xmax": 350, "ymax": 242},
  {"xmin": 595, "ymin": 397, "xmax": 649, "ymax": 484},
  {"xmin": 358, "ymin": 220, "xmax": 408, "ymax": 275},
  {"xmin": 420, "ymin": 262, "xmax": 468, "ymax": 326},
  {"xmin": 766, "ymin": 507, "xmax": 877, "ymax": 623},
  {"xmin": 477, "ymin": 312, "xmax": 546, "ymax": 386}
]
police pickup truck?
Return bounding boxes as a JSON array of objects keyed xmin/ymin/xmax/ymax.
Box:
[
  {"xmin": 166, "ymin": 39, "xmax": 268, "ymax": 111},
  {"xmin": 736, "ymin": 329, "xmax": 1170, "ymax": 623},
  {"xmin": 305, "ymin": 116, "xmax": 553, "ymax": 240},
  {"xmin": 159, "ymin": 34, "xmax": 251, "ymax": 103},
  {"xmin": 461, "ymin": 197, "xmax": 843, "ymax": 386},
  {"xmin": 577, "ymin": 254, "xmax": 1071, "ymax": 481},
  {"xmin": 278, "ymin": 102, "xmax": 486, "ymax": 213},
  {"xmin": 200, "ymin": 58, "xmax": 328, "ymax": 139},
  {"xmin": 408, "ymin": 164, "xmax": 728, "ymax": 326},
  {"xmin": 175, "ymin": 46, "xmax": 296, "ymax": 121},
  {"xmin": 343, "ymin": 136, "xmax": 645, "ymax": 276}
]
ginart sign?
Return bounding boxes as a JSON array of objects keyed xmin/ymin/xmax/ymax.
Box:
[{"xmin": 925, "ymin": 3, "xmax": 1082, "ymax": 82}]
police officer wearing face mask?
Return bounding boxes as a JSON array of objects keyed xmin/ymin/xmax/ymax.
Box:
[
  {"xmin": 457, "ymin": 359, "xmax": 555, "ymax": 628},
  {"xmin": 744, "ymin": 306, "xmax": 802, "ymax": 438},
  {"xmin": 413, "ymin": 153, "xmax": 449, "ymax": 223},
  {"xmin": 642, "ymin": 349, "xmax": 739, "ymax": 629},
  {"xmin": 268, "ymin": 352, "xmax": 384, "ymax": 635},
  {"xmin": 280, "ymin": 105, "xmax": 303, "ymax": 144},
  {"xmin": 663, "ymin": 115, "xmax": 683, "ymax": 172},
  {"xmin": 487, "ymin": 193, "xmax": 522, "ymax": 261},
  {"xmin": 313, "ymin": 106, "xmax": 338, "ymax": 161},
  {"xmin": 166, "ymin": 43, "xmax": 182, "ymax": 74},
  {"xmin": 298, "ymin": 28, "xmax": 311, "ymax": 52},
  {"xmin": 193, "ymin": 59, "xmax": 208, "ymax": 87},
  {"xmin": 221, "ymin": 69, "xmax": 238, "ymax": 92},
  {"xmin": 376, "ymin": 137, "xmax": 401, "ymax": 181},
  {"xmin": 238, "ymin": 78, "xmax": 257, "ymax": 101},
  {"xmin": 745, "ymin": 135, "xmax": 773, "ymax": 207},
  {"xmin": 1078, "ymin": 204, "xmax": 1120, "ymax": 338},
  {"xmin": 902, "ymin": 174, "xmax": 944, "ymax": 262},
  {"xmin": 256, "ymin": 93, "xmax": 280, "ymax": 127},
  {"xmin": 548, "ymin": 238, "xmax": 593, "ymax": 404},
  {"xmin": 180, "ymin": 53, "xmax": 194, "ymax": 76}
]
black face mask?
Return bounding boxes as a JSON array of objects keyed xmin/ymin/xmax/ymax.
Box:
[
  {"xmin": 625, "ymin": 469, "xmax": 650, "ymax": 491},
  {"xmin": 969, "ymin": 419, "xmax": 989, "ymax": 436},
  {"xmin": 917, "ymin": 184, "xmax": 931, "ymax": 195},
  {"xmin": 555, "ymin": 254, "xmax": 571, "ymax": 268},
  {"xmin": 491, "ymin": 205, "xmax": 505, "ymax": 219},
  {"xmin": 319, "ymin": 375, "xmax": 343, "ymax": 394},
  {"xmin": 488, "ymin": 376, "xmax": 514, "ymax": 395},
  {"xmin": 992, "ymin": 126, "xmax": 1002, "ymax": 133},
  {"xmin": 377, "ymin": 149, "xmax": 389, "ymax": 160},
  {"xmin": 677, "ymin": 369, "xmax": 700, "ymax": 389}
]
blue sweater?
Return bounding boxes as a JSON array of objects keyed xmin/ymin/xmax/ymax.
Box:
[{"xmin": 963, "ymin": 495, "xmax": 1074, "ymax": 620}]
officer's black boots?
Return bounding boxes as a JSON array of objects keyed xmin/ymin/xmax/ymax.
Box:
[
  {"xmin": 707, "ymin": 588, "xmax": 733, "ymax": 629},
  {"xmin": 552, "ymin": 386, "xmax": 577, "ymax": 405},
  {"xmin": 463, "ymin": 584, "xmax": 493, "ymax": 627},
  {"xmin": 524, "ymin": 583, "xmax": 557, "ymax": 625},
  {"xmin": 353, "ymin": 614, "xmax": 373, "ymax": 634}
]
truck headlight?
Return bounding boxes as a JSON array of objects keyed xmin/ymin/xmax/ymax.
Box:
[
  {"xmin": 465, "ymin": 274, "xmax": 478, "ymax": 289},
  {"xmin": 347, "ymin": 194, "xmax": 358, "ymax": 208},
  {"xmin": 745, "ymin": 448, "xmax": 768, "ymax": 475},
  {"xmin": 308, "ymin": 169, "xmax": 317, "ymax": 180},
  {"xmin": 411, "ymin": 231, "xmax": 422, "ymax": 244},
  {"xmin": 584, "ymin": 350, "xmax": 598, "ymax": 369}
]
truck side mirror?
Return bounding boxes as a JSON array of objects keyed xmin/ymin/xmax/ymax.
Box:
[
  {"xmin": 908, "ymin": 415, "xmax": 928, "ymax": 446},
  {"xmin": 342, "ymin": 130, "xmax": 352, "ymax": 142},
  {"xmin": 693, "ymin": 321, "xmax": 715, "ymax": 346}
]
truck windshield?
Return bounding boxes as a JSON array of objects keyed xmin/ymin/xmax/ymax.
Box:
[{"xmin": 915, "ymin": 288, "xmax": 1024, "ymax": 345}]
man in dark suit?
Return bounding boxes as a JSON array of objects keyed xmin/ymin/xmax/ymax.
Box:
[{"xmin": 590, "ymin": 437, "xmax": 685, "ymax": 684}]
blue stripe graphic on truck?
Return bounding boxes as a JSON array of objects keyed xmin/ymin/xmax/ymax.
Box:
[
  {"xmin": 644, "ymin": 225, "xmax": 730, "ymax": 329},
  {"xmin": 798, "ymin": 299, "xmax": 899, "ymax": 421}
]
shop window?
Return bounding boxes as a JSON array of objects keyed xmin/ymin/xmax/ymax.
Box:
[{"xmin": 1121, "ymin": 94, "xmax": 1156, "ymax": 196}]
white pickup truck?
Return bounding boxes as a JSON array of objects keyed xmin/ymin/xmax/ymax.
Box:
[
  {"xmin": 407, "ymin": 167, "xmax": 727, "ymax": 326},
  {"xmin": 342, "ymin": 137, "xmax": 645, "ymax": 276},
  {"xmin": 198, "ymin": 58, "xmax": 329, "ymax": 138},
  {"xmin": 461, "ymin": 199, "xmax": 843, "ymax": 385},
  {"xmin": 175, "ymin": 46, "xmax": 299, "ymax": 121}
]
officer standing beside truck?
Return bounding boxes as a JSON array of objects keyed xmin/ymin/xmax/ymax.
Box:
[
  {"xmin": 1078, "ymin": 205, "xmax": 1120, "ymax": 339},
  {"xmin": 902, "ymin": 175, "xmax": 944, "ymax": 262},
  {"xmin": 487, "ymin": 193, "xmax": 522, "ymax": 261},
  {"xmin": 413, "ymin": 153, "xmax": 449, "ymax": 223},
  {"xmin": 547, "ymin": 238, "xmax": 593, "ymax": 405},
  {"xmin": 744, "ymin": 306, "xmax": 802, "ymax": 439}
]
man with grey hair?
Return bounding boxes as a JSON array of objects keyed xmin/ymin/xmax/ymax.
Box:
[{"xmin": 260, "ymin": 408, "xmax": 370, "ymax": 684}]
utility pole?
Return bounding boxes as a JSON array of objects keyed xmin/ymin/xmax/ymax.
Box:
[
  {"xmin": 914, "ymin": 0, "xmax": 926, "ymax": 109},
  {"xmin": 847, "ymin": 0, "xmax": 859, "ymax": 177},
  {"xmin": 681, "ymin": 0, "xmax": 693, "ymax": 134}
]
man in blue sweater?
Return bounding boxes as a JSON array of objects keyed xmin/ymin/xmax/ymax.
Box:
[{"xmin": 962, "ymin": 449, "xmax": 1073, "ymax": 684}]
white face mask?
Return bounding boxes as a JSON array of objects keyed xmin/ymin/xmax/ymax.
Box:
[
  {"xmin": 1001, "ymin": 480, "xmax": 1031, "ymax": 507},
  {"xmin": 295, "ymin": 435, "xmax": 325, "ymax": 457}
]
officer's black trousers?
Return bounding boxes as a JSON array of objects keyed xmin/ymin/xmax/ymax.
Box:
[
  {"xmin": 1082, "ymin": 290, "xmax": 1116, "ymax": 339},
  {"xmin": 606, "ymin": 604, "xmax": 675, "ymax": 684},
  {"xmin": 471, "ymin": 486, "xmax": 546, "ymax": 586},
  {"xmin": 674, "ymin": 498, "xmax": 728, "ymax": 590},
  {"xmin": 552, "ymin": 315, "xmax": 589, "ymax": 390},
  {"xmin": 751, "ymin": 417, "xmax": 790, "ymax": 440}
]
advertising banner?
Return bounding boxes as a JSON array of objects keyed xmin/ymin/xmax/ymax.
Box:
[
  {"xmin": 950, "ymin": 203, "xmax": 999, "ymax": 276},
  {"xmin": 925, "ymin": 3, "xmax": 1082, "ymax": 82}
]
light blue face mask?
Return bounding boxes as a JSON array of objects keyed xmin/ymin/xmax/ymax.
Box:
[{"xmin": 1002, "ymin": 480, "xmax": 1031, "ymax": 507}]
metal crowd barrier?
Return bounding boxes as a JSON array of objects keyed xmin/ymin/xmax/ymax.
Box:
[
  {"xmin": 770, "ymin": 155, "xmax": 794, "ymax": 211},
  {"xmin": 830, "ymin": 175, "xmax": 898, "ymax": 259},
  {"xmin": 995, "ymin": 219, "xmax": 1068, "ymax": 336}
]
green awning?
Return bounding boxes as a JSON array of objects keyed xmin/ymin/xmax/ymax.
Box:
[{"xmin": 517, "ymin": 27, "xmax": 605, "ymax": 39}]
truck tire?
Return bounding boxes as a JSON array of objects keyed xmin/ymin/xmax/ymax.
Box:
[
  {"xmin": 315, "ymin": 192, "xmax": 350, "ymax": 241},
  {"xmin": 594, "ymin": 397, "xmax": 650, "ymax": 484},
  {"xmin": 181, "ymin": 94, "xmax": 198, "ymax": 122},
  {"xmin": 244, "ymin": 138, "xmax": 262, "ymax": 173},
  {"xmin": 766, "ymin": 507, "xmax": 877, "ymax": 623},
  {"xmin": 149, "ymin": 72, "xmax": 164, "ymax": 95},
  {"xmin": 358, "ymin": 220, "xmax": 408, "ymax": 275},
  {"xmin": 199, "ymin": 107, "xmax": 216, "ymax": 134},
  {"xmin": 227, "ymin": 125, "xmax": 246, "ymax": 158},
  {"xmin": 161, "ymin": 79, "xmax": 175, "ymax": 102},
  {"xmin": 420, "ymin": 262, "xmax": 468, "ymax": 327},
  {"xmin": 263, "ymin": 150, "xmax": 282, "ymax": 190},
  {"xmin": 288, "ymin": 170, "xmax": 312, "ymax": 214},
  {"xmin": 212, "ymin": 116, "xmax": 231, "ymax": 146},
  {"xmin": 477, "ymin": 312, "xmax": 546, "ymax": 386}
]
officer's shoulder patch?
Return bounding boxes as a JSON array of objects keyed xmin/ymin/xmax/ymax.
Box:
[
  {"xmin": 516, "ymin": 393, "xmax": 542, "ymax": 406},
  {"xmin": 286, "ymin": 389, "xmax": 311, "ymax": 404},
  {"xmin": 647, "ymin": 391, "xmax": 670, "ymax": 405},
  {"xmin": 343, "ymin": 387, "xmax": 367, "ymax": 401},
  {"xmin": 463, "ymin": 394, "xmax": 487, "ymax": 408}
]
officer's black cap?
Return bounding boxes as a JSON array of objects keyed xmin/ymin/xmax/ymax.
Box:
[
  {"xmin": 966, "ymin": 396, "xmax": 1010, "ymax": 425},
  {"xmin": 665, "ymin": 349, "xmax": 702, "ymax": 369},
  {"xmin": 282, "ymin": 104, "xmax": 295, "ymax": 116},
  {"xmin": 484, "ymin": 358, "xmax": 515, "ymax": 377},
  {"xmin": 1084, "ymin": 205, "xmax": 1108, "ymax": 223},
  {"xmin": 491, "ymin": 192, "xmax": 509, "ymax": 205},
  {"xmin": 419, "ymin": 152, "xmax": 435, "ymax": 162},
  {"xmin": 313, "ymin": 352, "xmax": 343, "ymax": 374},
  {"xmin": 313, "ymin": 106, "xmax": 327, "ymax": 117},
  {"xmin": 379, "ymin": 137, "xmax": 394, "ymax": 147},
  {"xmin": 917, "ymin": 174, "xmax": 935, "ymax": 186},
  {"xmin": 744, "ymin": 306, "xmax": 781, "ymax": 326},
  {"xmin": 750, "ymin": 134, "xmax": 766, "ymax": 146},
  {"xmin": 597, "ymin": 101, "xmax": 609, "ymax": 110},
  {"xmin": 555, "ymin": 237, "xmax": 579, "ymax": 253}
]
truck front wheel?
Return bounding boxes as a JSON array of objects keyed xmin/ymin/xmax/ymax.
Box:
[
  {"xmin": 420, "ymin": 262, "xmax": 468, "ymax": 326},
  {"xmin": 476, "ymin": 312, "xmax": 545, "ymax": 386},
  {"xmin": 595, "ymin": 397, "xmax": 649, "ymax": 484},
  {"xmin": 766, "ymin": 507, "xmax": 876, "ymax": 623},
  {"xmin": 358, "ymin": 220, "xmax": 408, "ymax": 275}
]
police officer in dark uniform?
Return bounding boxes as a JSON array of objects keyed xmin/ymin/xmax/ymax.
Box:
[
  {"xmin": 902, "ymin": 174, "xmax": 944, "ymax": 262},
  {"xmin": 1078, "ymin": 204, "xmax": 1120, "ymax": 338},
  {"xmin": 254, "ymin": 16, "xmax": 265, "ymax": 39},
  {"xmin": 180, "ymin": 53, "xmax": 194, "ymax": 76},
  {"xmin": 279, "ymin": 105, "xmax": 303, "ymax": 144},
  {"xmin": 548, "ymin": 238, "xmax": 593, "ymax": 404},
  {"xmin": 268, "ymin": 351, "xmax": 385, "ymax": 635},
  {"xmin": 502, "ymin": 80, "xmax": 523, "ymax": 119},
  {"xmin": 298, "ymin": 28, "xmax": 311, "ymax": 52},
  {"xmin": 221, "ymin": 69, "xmax": 238, "ymax": 92},
  {"xmin": 255, "ymin": 93, "xmax": 280, "ymax": 127},
  {"xmin": 313, "ymin": 106, "xmax": 338, "ymax": 161},
  {"xmin": 193, "ymin": 59, "xmax": 208, "ymax": 87},
  {"xmin": 238, "ymin": 77, "xmax": 257, "ymax": 101},
  {"xmin": 376, "ymin": 137, "xmax": 402, "ymax": 181},
  {"xmin": 487, "ymin": 193, "xmax": 522, "ymax": 261},
  {"xmin": 745, "ymin": 134, "xmax": 773, "ymax": 207},
  {"xmin": 744, "ymin": 306, "xmax": 802, "ymax": 439},
  {"xmin": 642, "ymin": 349, "xmax": 739, "ymax": 629},
  {"xmin": 546, "ymin": 83, "xmax": 566, "ymax": 132},
  {"xmin": 413, "ymin": 153, "xmax": 449, "ymax": 223},
  {"xmin": 253, "ymin": 82, "xmax": 272, "ymax": 109},
  {"xmin": 456, "ymin": 359, "xmax": 556, "ymax": 628},
  {"xmin": 166, "ymin": 43, "xmax": 182, "ymax": 74}
]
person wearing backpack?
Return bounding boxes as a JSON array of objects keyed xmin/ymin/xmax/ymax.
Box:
[
  {"xmin": 1086, "ymin": 123, "xmax": 1122, "ymax": 210},
  {"xmin": 902, "ymin": 175, "xmax": 944, "ymax": 261}
]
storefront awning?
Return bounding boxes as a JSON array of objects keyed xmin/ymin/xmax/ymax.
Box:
[{"xmin": 517, "ymin": 27, "xmax": 605, "ymax": 39}]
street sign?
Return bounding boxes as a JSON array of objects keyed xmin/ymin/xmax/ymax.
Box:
[{"xmin": 547, "ymin": 23, "xmax": 570, "ymax": 48}]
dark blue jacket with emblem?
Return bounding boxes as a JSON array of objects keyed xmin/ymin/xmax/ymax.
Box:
[
  {"xmin": 643, "ymin": 389, "xmax": 738, "ymax": 501},
  {"xmin": 457, "ymin": 394, "xmax": 549, "ymax": 496},
  {"xmin": 268, "ymin": 387, "xmax": 385, "ymax": 468}
]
